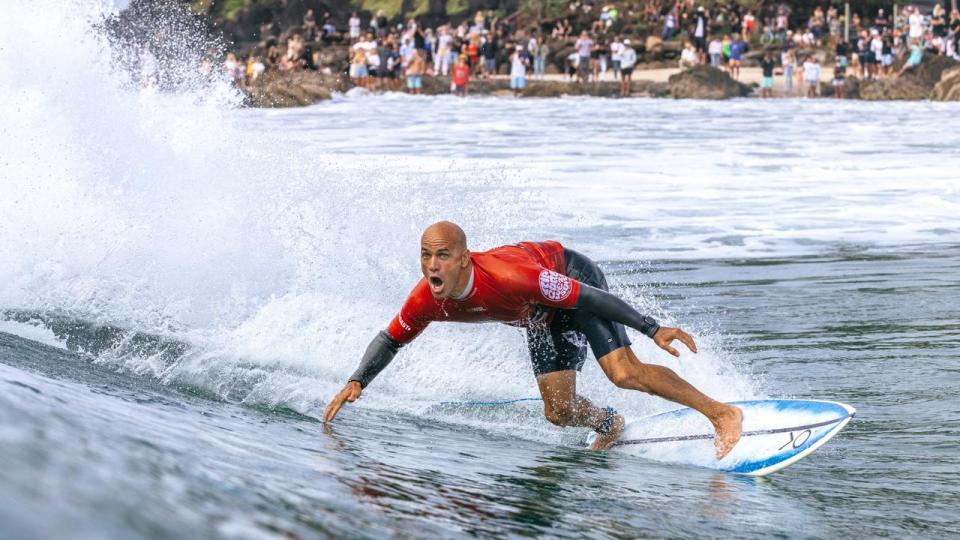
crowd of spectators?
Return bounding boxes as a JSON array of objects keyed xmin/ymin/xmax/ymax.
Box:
[
  {"xmin": 661, "ymin": 2, "xmax": 960, "ymax": 97},
  {"xmin": 218, "ymin": 2, "xmax": 960, "ymax": 97}
]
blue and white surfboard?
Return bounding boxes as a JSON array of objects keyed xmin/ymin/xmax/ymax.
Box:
[{"xmin": 586, "ymin": 399, "xmax": 855, "ymax": 476}]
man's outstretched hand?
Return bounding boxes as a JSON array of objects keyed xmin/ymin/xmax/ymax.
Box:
[
  {"xmin": 653, "ymin": 326, "xmax": 698, "ymax": 357},
  {"xmin": 323, "ymin": 381, "xmax": 362, "ymax": 423}
]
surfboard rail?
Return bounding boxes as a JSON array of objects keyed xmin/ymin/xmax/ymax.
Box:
[{"xmin": 588, "ymin": 399, "xmax": 856, "ymax": 476}]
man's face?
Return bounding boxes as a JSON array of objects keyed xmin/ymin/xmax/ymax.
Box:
[{"xmin": 420, "ymin": 232, "xmax": 469, "ymax": 299}]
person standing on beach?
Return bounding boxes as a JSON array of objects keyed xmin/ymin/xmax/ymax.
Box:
[
  {"xmin": 452, "ymin": 54, "xmax": 470, "ymax": 96},
  {"xmin": 759, "ymin": 52, "xmax": 775, "ymax": 97},
  {"xmin": 802, "ymin": 56, "xmax": 821, "ymax": 98},
  {"xmin": 610, "ymin": 36, "xmax": 623, "ymax": 80},
  {"xmin": 436, "ymin": 27, "xmax": 453, "ymax": 76},
  {"xmin": 619, "ymin": 39, "xmax": 637, "ymax": 97},
  {"xmin": 662, "ymin": 9, "xmax": 676, "ymax": 41},
  {"xmin": 575, "ymin": 31, "xmax": 594, "ymax": 84},
  {"xmin": 781, "ymin": 47, "xmax": 795, "ymax": 94},
  {"xmin": 692, "ymin": 6, "xmax": 709, "ymax": 64},
  {"xmin": 349, "ymin": 12, "xmax": 361, "ymax": 44},
  {"xmin": 728, "ymin": 33, "xmax": 746, "ymax": 79},
  {"xmin": 834, "ymin": 36, "xmax": 849, "ymax": 71},
  {"xmin": 869, "ymin": 30, "xmax": 883, "ymax": 79},
  {"xmin": 406, "ymin": 49, "xmax": 424, "ymax": 94},
  {"xmin": 534, "ymin": 39, "xmax": 549, "ymax": 81},
  {"xmin": 566, "ymin": 51, "xmax": 579, "ymax": 80},
  {"xmin": 708, "ymin": 37, "xmax": 722, "ymax": 67},
  {"xmin": 881, "ymin": 32, "xmax": 894, "ymax": 77},
  {"xmin": 349, "ymin": 45, "xmax": 369, "ymax": 89},
  {"xmin": 509, "ymin": 45, "xmax": 528, "ymax": 96},
  {"xmin": 479, "ymin": 34, "xmax": 496, "ymax": 79},
  {"xmin": 832, "ymin": 59, "xmax": 846, "ymax": 99}
]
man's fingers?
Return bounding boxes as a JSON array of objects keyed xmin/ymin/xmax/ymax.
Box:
[
  {"xmin": 665, "ymin": 344, "xmax": 679, "ymax": 357},
  {"xmin": 324, "ymin": 384, "xmax": 363, "ymax": 423},
  {"xmin": 680, "ymin": 331, "xmax": 698, "ymax": 353},
  {"xmin": 323, "ymin": 399, "xmax": 342, "ymax": 423}
]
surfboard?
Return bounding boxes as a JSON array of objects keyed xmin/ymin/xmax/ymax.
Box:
[{"xmin": 585, "ymin": 399, "xmax": 855, "ymax": 476}]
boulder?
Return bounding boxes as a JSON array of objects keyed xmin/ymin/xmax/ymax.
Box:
[
  {"xmin": 859, "ymin": 77, "xmax": 930, "ymax": 100},
  {"xmin": 819, "ymin": 75, "xmax": 861, "ymax": 99},
  {"xmin": 246, "ymin": 71, "xmax": 345, "ymax": 107},
  {"xmin": 930, "ymin": 66, "xmax": 960, "ymax": 101},
  {"xmin": 894, "ymin": 52, "xmax": 959, "ymax": 89},
  {"xmin": 645, "ymin": 35, "xmax": 664, "ymax": 53},
  {"xmin": 667, "ymin": 64, "xmax": 751, "ymax": 99},
  {"xmin": 530, "ymin": 80, "xmax": 626, "ymax": 97}
]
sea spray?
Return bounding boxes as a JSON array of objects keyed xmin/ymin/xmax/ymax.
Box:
[{"xmin": 0, "ymin": 0, "xmax": 759, "ymax": 442}]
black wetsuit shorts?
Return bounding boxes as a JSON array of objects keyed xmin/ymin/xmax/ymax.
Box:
[{"xmin": 526, "ymin": 249, "xmax": 631, "ymax": 376}]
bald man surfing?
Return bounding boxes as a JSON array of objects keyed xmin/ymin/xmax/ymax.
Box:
[{"xmin": 324, "ymin": 222, "xmax": 743, "ymax": 458}]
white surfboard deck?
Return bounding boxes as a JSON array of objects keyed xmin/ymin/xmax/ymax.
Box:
[{"xmin": 585, "ymin": 399, "xmax": 855, "ymax": 476}]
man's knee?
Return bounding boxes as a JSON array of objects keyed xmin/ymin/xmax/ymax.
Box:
[
  {"xmin": 603, "ymin": 349, "xmax": 654, "ymax": 392},
  {"xmin": 609, "ymin": 367, "xmax": 651, "ymax": 392},
  {"xmin": 543, "ymin": 405, "xmax": 576, "ymax": 426}
]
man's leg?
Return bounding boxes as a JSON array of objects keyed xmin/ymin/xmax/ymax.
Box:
[
  {"xmin": 596, "ymin": 346, "xmax": 742, "ymax": 459},
  {"xmin": 535, "ymin": 370, "xmax": 625, "ymax": 450}
]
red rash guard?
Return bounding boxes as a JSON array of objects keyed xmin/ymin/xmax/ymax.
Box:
[{"xmin": 386, "ymin": 241, "xmax": 581, "ymax": 344}]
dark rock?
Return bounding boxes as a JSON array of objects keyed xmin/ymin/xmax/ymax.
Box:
[
  {"xmin": 246, "ymin": 71, "xmax": 346, "ymax": 107},
  {"xmin": 667, "ymin": 64, "xmax": 751, "ymax": 99},
  {"xmin": 859, "ymin": 77, "xmax": 930, "ymax": 100},
  {"xmin": 894, "ymin": 52, "xmax": 959, "ymax": 89},
  {"xmin": 521, "ymin": 80, "xmax": 622, "ymax": 97},
  {"xmin": 819, "ymin": 75, "xmax": 861, "ymax": 99},
  {"xmin": 931, "ymin": 66, "xmax": 960, "ymax": 101}
]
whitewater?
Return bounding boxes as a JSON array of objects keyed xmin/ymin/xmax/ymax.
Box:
[{"xmin": 2, "ymin": 1, "xmax": 959, "ymax": 538}]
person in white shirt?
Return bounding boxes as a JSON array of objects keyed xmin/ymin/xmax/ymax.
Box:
[
  {"xmin": 802, "ymin": 56, "xmax": 821, "ymax": 97},
  {"xmin": 908, "ymin": 7, "xmax": 925, "ymax": 40},
  {"xmin": 509, "ymin": 45, "xmax": 528, "ymax": 96},
  {"xmin": 610, "ymin": 36, "xmax": 624, "ymax": 79},
  {"xmin": 349, "ymin": 12, "xmax": 361, "ymax": 43},
  {"xmin": 781, "ymin": 47, "xmax": 795, "ymax": 93},
  {"xmin": 619, "ymin": 39, "xmax": 637, "ymax": 96},
  {"xmin": 435, "ymin": 27, "xmax": 453, "ymax": 75},
  {"xmin": 708, "ymin": 38, "xmax": 722, "ymax": 67},
  {"xmin": 527, "ymin": 36, "xmax": 539, "ymax": 56},
  {"xmin": 869, "ymin": 32, "xmax": 884, "ymax": 79},
  {"xmin": 680, "ymin": 42, "xmax": 698, "ymax": 68}
]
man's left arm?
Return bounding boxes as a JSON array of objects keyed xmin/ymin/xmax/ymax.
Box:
[{"xmin": 575, "ymin": 285, "xmax": 698, "ymax": 357}]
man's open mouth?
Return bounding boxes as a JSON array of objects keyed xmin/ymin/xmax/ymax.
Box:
[{"xmin": 429, "ymin": 276, "xmax": 444, "ymax": 289}]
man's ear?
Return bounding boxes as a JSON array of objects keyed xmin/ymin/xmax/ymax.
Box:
[{"xmin": 461, "ymin": 249, "xmax": 471, "ymax": 267}]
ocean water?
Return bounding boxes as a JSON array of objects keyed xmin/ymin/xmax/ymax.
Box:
[{"xmin": 2, "ymin": 2, "xmax": 960, "ymax": 539}]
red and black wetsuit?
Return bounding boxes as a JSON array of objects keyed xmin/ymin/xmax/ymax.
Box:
[
  {"xmin": 349, "ymin": 241, "xmax": 661, "ymax": 387},
  {"xmin": 387, "ymin": 241, "xmax": 580, "ymax": 343}
]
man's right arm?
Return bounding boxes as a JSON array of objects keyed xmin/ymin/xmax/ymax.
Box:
[
  {"xmin": 323, "ymin": 283, "xmax": 432, "ymax": 423},
  {"xmin": 348, "ymin": 331, "xmax": 402, "ymax": 389},
  {"xmin": 322, "ymin": 331, "xmax": 402, "ymax": 423}
]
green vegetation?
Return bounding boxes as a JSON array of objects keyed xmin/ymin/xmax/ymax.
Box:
[
  {"xmin": 221, "ymin": 0, "xmax": 254, "ymax": 20},
  {"xmin": 190, "ymin": 0, "xmax": 214, "ymax": 14},
  {"xmin": 445, "ymin": 0, "xmax": 470, "ymax": 16},
  {"xmin": 519, "ymin": 0, "xmax": 567, "ymax": 21},
  {"xmin": 353, "ymin": 0, "xmax": 406, "ymax": 19},
  {"xmin": 409, "ymin": 0, "xmax": 431, "ymax": 18}
]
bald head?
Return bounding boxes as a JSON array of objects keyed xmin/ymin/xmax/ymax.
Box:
[
  {"xmin": 420, "ymin": 221, "xmax": 471, "ymax": 299},
  {"xmin": 421, "ymin": 221, "xmax": 467, "ymax": 251}
]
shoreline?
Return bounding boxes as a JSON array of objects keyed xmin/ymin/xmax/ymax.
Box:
[{"xmin": 245, "ymin": 61, "xmax": 960, "ymax": 106}]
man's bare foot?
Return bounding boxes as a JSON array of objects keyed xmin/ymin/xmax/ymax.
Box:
[
  {"xmin": 590, "ymin": 414, "xmax": 625, "ymax": 451},
  {"xmin": 713, "ymin": 405, "xmax": 743, "ymax": 460}
]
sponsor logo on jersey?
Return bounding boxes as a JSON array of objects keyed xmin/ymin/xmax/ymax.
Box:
[
  {"xmin": 398, "ymin": 314, "xmax": 412, "ymax": 332},
  {"xmin": 538, "ymin": 270, "xmax": 572, "ymax": 302},
  {"xmin": 466, "ymin": 306, "xmax": 487, "ymax": 312}
]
